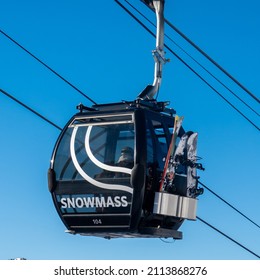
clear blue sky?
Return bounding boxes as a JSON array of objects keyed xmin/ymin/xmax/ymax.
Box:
[{"xmin": 0, "ymin": 0, "xmax": 259, "ymax": 260}]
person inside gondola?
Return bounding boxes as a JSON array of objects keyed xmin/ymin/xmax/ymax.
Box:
[
  {"xmin": 113, "ymin": 146, "xmax": 134, "ymax": 178},
  {"xmin": 117, "ymin": 146, "xmax": 134, "ymax": 169},
  {"xmin": 95, "ymin": 147, "xmax": 134, "ymax": 179}
]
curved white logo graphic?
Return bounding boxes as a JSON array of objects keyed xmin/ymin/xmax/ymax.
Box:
[{"xmin": 70, "ymin": 126, "xmax": 133, "ymax": 194}]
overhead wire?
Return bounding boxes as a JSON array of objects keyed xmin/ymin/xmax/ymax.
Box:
[
  {"xmin": 0, "ymin": 88, "xmax": 62, "ymax": 131},
  {"xmin": 199, "ymin": 181, "xmax": 260, "ymax": 230},
  {"xmin": 139, "ymin": 0, "xmax": 260, "ymax": 105},
  {"xmin": 197, "ymin": 216, "xmax": 260, "ymax": 259},
  {"xmin": 0, "ymin": 29, "xmax": 97, "ymax": 105},
  {"xmin": 0, "ymin": 1, "xmax": 259, "ymax": 258},
  {"xmin": 115, "ymin": 0, "xmax": 260, "ymax": 258},
  {"xmin": 164, "ymin": 19, "xmax": 260, "ymax": 105},
  {"xmin": 1, "ymin": 7, "xmax": 258, "ymax": 121},
  {"xmin": 124, "ymin": 0, "xmax": 260, "ymax": 230},
  {"xmin": 115, "ymin": 0, "xmax": 260, "ymax": 131},
  {"xmin": 1, "ymin": 84, "xmax": 260, "ymax": 258},
  {"xmin": 124, "ymin": 0, "xmax": 259, "ymax": 118}
]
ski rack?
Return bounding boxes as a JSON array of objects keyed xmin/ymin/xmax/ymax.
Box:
[{"xmin": 78, "ymin": 99, "xmax": 176, "ymax": 116}]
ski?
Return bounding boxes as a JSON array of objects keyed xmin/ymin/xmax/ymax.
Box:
[{"xmin": 159, "ymin": 115, "xmax": 184, "ymax": 192}]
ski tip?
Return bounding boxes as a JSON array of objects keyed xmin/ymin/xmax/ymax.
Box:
[{"xmin": 175, "ymin": 115, "xmax": 184, "ymax": 122}]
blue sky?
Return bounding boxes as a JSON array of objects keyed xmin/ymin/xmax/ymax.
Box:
[{"xmin": 0, "ymin": 0, "xmax": 259, "ymax": 260}]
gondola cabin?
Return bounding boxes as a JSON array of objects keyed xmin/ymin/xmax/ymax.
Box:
[
  {"xmin": 47, "ymin": 0, "xmax": 203, "ymax": 239},
  {"xmin": 48, "ymin": 100, "xmax": 203, "ymax": 239}
]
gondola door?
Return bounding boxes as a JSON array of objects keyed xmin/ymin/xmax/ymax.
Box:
[{"xmin": 49, "ymin": 113, "xmax": 137, "ymax": 236}]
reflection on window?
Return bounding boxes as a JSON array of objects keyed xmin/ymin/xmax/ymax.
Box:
[{"xmin": 54, "ymin": 121, "xmax": 135, "ymax": 182}]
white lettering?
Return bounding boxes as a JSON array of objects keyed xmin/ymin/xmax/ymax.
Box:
[
  {"xmin": 114, "ymin": 196, "xmax": 121, "ymax": 207},
  {"xmin": 60, "ymin": 198, "xmax": 68, "ymax": 208},
  {"xmin": 60, "ymin": 195, "xmax": 129, "ymax": 209},
  {"xmin": 83, "ymin": 197, "xmax": 95, "ymax": 208},
  {"xmin": 67, "ymin": 198, "xmax": 76, "ymax": 208},
  {"xmin": 106, "ymin": 196, "xmax": 115, "ymax": 207},
  {"xmin": 75, "ymin": 197, "xmax": 84, "ymax": 208},
  {"xmin": 121, "ymin": 196, "xmax": 128, "ymax": 207},
  {"xmin": 95, "ymin": 197, "xmax": 106, "ymax": 208}
]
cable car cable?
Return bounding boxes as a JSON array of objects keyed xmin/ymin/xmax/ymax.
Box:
[
  {"xmin": 139, "ymin": 0, "xmax": 260, "ymax": 105},
  {"xmin": 2, "ymin": 86, "xmax": 259, "ymax": 256},
  {"xmin": 2, "ymin": 5, "xmax": 258, "ymax": 220},
  {"xmin": 162, "ymin": 50, "xmax": 259, "ymax": 131},
  {"xmin": 0, "ymin": 29, "xmax": 97, "ymax": 105},
  {"xmin": 197, "ymin": 216, "xmax": 260, "ymax": 259},
  {"xmin": 115, "ymin": 0, "xmax": 260, "ymax": 131},
  {"xmin": 1, "ymin": 5, "xmax": 258, "ymax": 251},
  {"xmin": 123, "ymin": 0, "xmax": 259, "ymax": 118},
  {"xmin": 199, "ymin": 181, "xmax": 260, "ymax": 230},
  {"xmin": 0, "ymin": 88, "xmax": 62, "ymax": 131},
  {"xmin": 164, "ymin": 19, "xmax": 260, "ymax": 105}
]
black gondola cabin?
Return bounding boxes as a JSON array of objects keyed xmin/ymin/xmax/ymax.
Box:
[
  {"xmin": 47, "ymin": 0, "xmax": 204, "ymax": 239},
  {"xmin": 48, "ymin": 100, "xmax": 202, "ymax": 239}
]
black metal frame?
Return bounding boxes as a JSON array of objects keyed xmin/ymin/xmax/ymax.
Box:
[{"xmin": 48, "ymin": 100, "xmax": 184, "ymax": 239}]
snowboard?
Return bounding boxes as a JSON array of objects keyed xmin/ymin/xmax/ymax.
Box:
[{"xmin": 160, "ymin": 128, "xmax": 204, "ymax": 197}]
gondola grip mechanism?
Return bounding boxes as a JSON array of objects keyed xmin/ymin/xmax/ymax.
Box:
[{"xmin": 138, "ymin": 0, "xmax": 169, "ymax": 100}]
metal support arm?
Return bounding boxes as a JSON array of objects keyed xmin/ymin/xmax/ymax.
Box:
[{"xmin": 138, "ymin": 0, "xmax": 168, "ymax": 100}]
